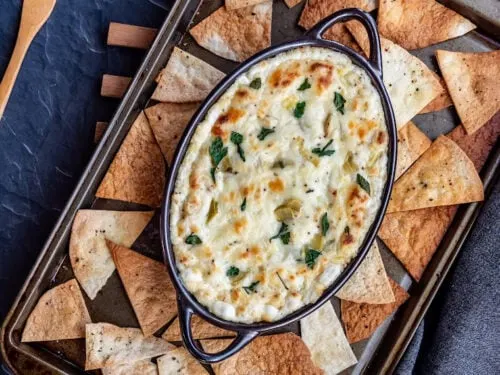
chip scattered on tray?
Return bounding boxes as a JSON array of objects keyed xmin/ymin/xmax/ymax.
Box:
[
  {"xmin": 284, "ymin": 0, "xmax": 303, "ymax": 8},
  {"xmin": 85, "ymin": 323, "xmax": 174, "ymax": 370},
  {"xmin": 21, "ymin": 279, "xmax": 91, "ymax": 342},
  {"xmin": 336, "ymin": 240, "xmax": 395, "ymax": 304},
  {"xmin": 102, "ymin": 359, "xmax": 158, "ymax": 375},
  {"xmin": 226, "ymin": 0, "xmax": 268, "ymax": 10},
  {"xmin": 346, "ymin": 21, "xmax": 442, "ymax": 130},
  {"xmin": 109, "ymin": 241, "xmax": 177, "ymax": 336},
  {"xmin": 145, "ymin": 102, "xmax": 199, "ymax": 164},
  {"xmin": 96, "ymin": 112, "xmax": 166, "ymax": 207},
  {"xmin": 190, "ymin": 1, "xmax": 272, "ymax": 62},
  {"xmin": 162, "ymin": 315, "xmax": 234, "ymax": 342},
  {"xmin": 378, "ymin": 0, "xmax": 476, "ymax": 50},
  {"xmin": 202, "ymin": 333, "xmax": 323, "ymax": 375},
  {"xmin": 341, "ymin": 279, "xmax": 409, "ymax": 343},
  {"xmin": 151, "ymin": 47, "xmax": 225, "ymax": 103},
  {"xmin": 436, "ymin": 49, "xmax": 500, "ymax": 134},
  {"xmin": 157, "ymin": 347, "xmax": 208, "ymax": 375},
  {"xmin": 396, "ymin": 122, "xmax": 432, "ymax": 179},
  {"xmin": 301, "ymin": 302, "xmax": 358, "ymax": 374},
  {"xmin": 419, "ymin": 76, "xmax": 453, "ymax": 114},
  {"xmin": 69, "ymin": 209, "xmax": 153, "ymax": 299},
  {"xmin": 387, "ymin": 135, "xmax": 484, "ymax": 213}
]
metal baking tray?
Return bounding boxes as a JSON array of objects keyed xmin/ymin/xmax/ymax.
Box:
[{"xmin": 2, "ymin": 0, "xmax": 498, "ymax": 374}]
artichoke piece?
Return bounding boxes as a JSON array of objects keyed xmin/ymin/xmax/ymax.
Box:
[
  {"xmin": 343, "ymin": 151, "xmax": 358, "ymax": 174},
  {"xmin": 206, "ymin": 199, "xmax": 218, "ymax": 223},
  {"xmin": 274, "ymin": 198, "xmax": 302, "ymax": 221},
  {"xmin": 296, "ymin": 137, "xmax": 319, "ymax": 167},
  {"xmin": 220, "ymin": 157, "xmax": 233, "ymax": 172},
  {"xmin": 367, "ymin": 150, "xmax": 383, "ymax": 168},
  {"xmin": 310, "ymin": 233, "xmax": 324, "ymax": 250}
]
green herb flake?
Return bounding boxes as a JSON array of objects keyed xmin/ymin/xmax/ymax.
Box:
[
  {"xmin": 334, "ymin": 92, "xmax": 346, "ymax": 115},
  {"xmin": 185, "ymin": 233, "xmax": 202, "ymax": 245},
  {"xmin": 230, "ymin": 131, "xmax": 246, "ymax": 162},
  {"xmin": 312, "ymin": 139, "xmax": 335, "ymax": 157},
  {"xmin": 243, "ymin": 281, "xmax": 260, "ymax": 294},
  {"xmin": 226, "ymin": 266, "xmax": 240, "ymax": 277},
  {"xmin": 298, "ymin": 78, "xmax": 311, "ymax": 91},
  {"xmin": 344, "ymin": 226, "xmax": 350, "ymax": 234},
  {"xmin": 270, "ymin": 222, "xmax": 291, "ymax": 245},
  {"xmin": 206, "ymin": 199, "xmax": 218, "ymax": 223},
  {"xmin": 294, "ymin": 101, "xmax": 306, "ymax": 118},
  {"xmin": 209, "ymin": 137, "xmax": 228, "ymax": 182},
  {"xmin": 305, "ymin": 249, "xmax": 322, "ymax": 269},
  {"xmin": 257, "ymin": 127, "xmax": 275, "ymax": 141},
  {"xmin": 241, "ymin": 197, "xmax": 247, "ymax": 212},
  {"xmin": 321, "ymin": 213, "xmax": 329, "ymax": 236},
  {"xmin": 249, "ymin": 77, "xmax": 262, "ymax": 89},
  {"xmin": 276, "ymin": 272, "xmax": 289, "ymax": 290},
  {"xmin": 356, "ymin": 173, "xmax": 371, "ymax": 195}
]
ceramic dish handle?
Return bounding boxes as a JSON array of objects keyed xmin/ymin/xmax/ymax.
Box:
[
  {"xmin": 177, "ymin": 297, "xmax": 259, "ymax": 363},
  {"xmin": 308, "ymin": 8, "xmax": 383, "ymax": 76}
]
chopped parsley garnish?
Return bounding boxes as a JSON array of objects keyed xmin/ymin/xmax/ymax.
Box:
[
  {"xmin": 209, "ymin": 137, "xmax": 228, "ymax": 182},
  {"xmin": 243, "ymin": 281, "xmax": 260, "ymax": 294},
  {"xmin": 241, "ymin": 197, "xmax": 247, "ymax": 212},
  {"xmin": 276, "ymin": 272, "xmax": 289, "ymax": 290},
  {"xmin": 257, "ymin": 127, "xmax": 275, "ymax": 140},
  {"xmin": 321, "ymin": 213, "xmax": 329, "ymax": 236},
  {"xmin": 185, "ymin": 233, "xmax": 202, "ymax": 245},
  {"xmin": 334, "ymin": 92, "xmax": 346, "ymax": 114},
  {"xmin": 356, "ymin": 173, "xmax": 371, "ymax": 195},
  {"xmin": 294, "ymin": 101, "xmax": 306, "ymax": 118},
  {"xmin": 344, "ymin": 226, "xmax": 350, "ymax": 234},
  {"xmin": 298, "ymin": 78, "xmax": 311, "ymax": 91},
  {"xmin": 305, "ymin": 249, "xmax": 322, "ymax": 269},
  {"xmin": 312, "ymin": 139, "xmax": 335, "ymax": 157},
  {"xmin": 270, "ymin": 222, "xmax": 291, "ymax": 245},
  {"xmin": 249, "ymin": 77, "xmax": 262, "ymax": 89},
  {"xmin": 230, "ymin": 131, "xmax": 246, "ymax": 162},
  {"xmin": 226, "ymin": 266, "xmax": 240, "ymax": 277}
]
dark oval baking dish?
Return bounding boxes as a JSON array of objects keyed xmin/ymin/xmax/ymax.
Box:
[{"xmin": 161, "ymin": 8, "xmax": 397, "ymax": 364}]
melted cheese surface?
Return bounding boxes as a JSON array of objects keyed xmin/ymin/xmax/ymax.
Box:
[{"xmin": 170, "ymin": 47, "xmax": 388, "ymax": 323}]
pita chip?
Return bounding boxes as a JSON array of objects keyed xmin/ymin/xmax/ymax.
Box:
[
  {"xmin": 96, "ymin": 112, "xmax": 166, "ymax": 207},
  {"xmin": 145, "ymin": 102, "xmax": 199, "ymax": 164},
  {"xmin": 162, "ymin": 315, "xmax": 234, "ymax": 342},
  {"xmin": 347, "ymin": 21, "xmax": 442, "ymax": 130},
  {"xmin": 22, "ymin": 279, "xmax": 91, "ymax": 342},
  {"xmin": 387, "ymin": 136, "xmax": 484, "ymax": 213},
  {"xmin": 151, "ymin": 48, "xmax": 225, "ymax": 103},
  {"xmin": 437, "ymin": 49, "xmax": 500, "ymax": 134},
  {"xmin": 102, "ymin": 360, "xmax": 158, "ymax": 375},
  {"xmin": 419, "ymin": 76, "xmax": 453, "ymax": 114},
  {"xmin": 284, "ymin": 0, "xmax": 303, "ymax": 8},
  {"xmin": 190, "ymin": 2, "xmax": 272, "ymax": 62},
  {"xmin": 396, "ymin": 122, "xmax": 432, "ymax": 179},
  {"xmin": 69, "ymin": 210, "xmax": 153, "ymax": 299},
  {"xmin": 85, "ymin": 323, "xmax": 174, "ymax": 370},
  {"xmin": 226, "ymin": 0, "xmax": 268, "ymax": 10},
  {"xmin": 110, "ymin": 242, "xmax": 177, "ymax": 336},
  {"xmin": 336, "ymin": 241, "xmax": 394, "ymax": 304},
  {"xmin": 341, "ymin": 279, "xmax": 409, "ymax": 343},
  {"xmin": 202, "ymin": 333, "xmax": 323, "ymax": 375},
  {"xmin": 157, "ymin": 347, "xmax": 208, "ymax": 375},
  {"xmin": 301, "ymin": 302, "xmax": 357, "ymax": 374},
  {"xmin": 378, "ymin": 0, "xmax": 476, "ymax": 50}
]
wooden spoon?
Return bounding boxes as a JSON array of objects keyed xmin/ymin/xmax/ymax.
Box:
[{"xmin": 0, "ymin": 0, "xmax": 56, "ymax": 119}]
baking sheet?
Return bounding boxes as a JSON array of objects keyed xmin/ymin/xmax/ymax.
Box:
[{"xmin": 1, "ymin": 0, "xmax": 498, "ymax": 374}]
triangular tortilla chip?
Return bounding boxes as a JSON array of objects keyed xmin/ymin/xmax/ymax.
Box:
[
  {"xmin": 189, "ymin": 2, "xmax": 272, "ymax": 62},
  {"xmin": 341, "ymin": 279, "xmax": 409, "ymax": 343},
  {"xmin": 226, "ymin": 0, "xmax": 268, "ymax": 10},
  {"xmin": 346, "ymin": 21, "xmax": 442, "ymax": 129},
  {"xmin": 96, "ymin": 112, "xmax": 166, "ymax": 207},
  {"xmin": 102, "ymin": 359, "xmax": 158, "ymax": 375},
  {"xmin": 157, "ymin": 347, "xmax": 208, "ymax": 375},
  {"xmin": 85, "ymin": 323, "xmax": 174, "ymax": 370},
  {"xmin": 396, "ymin": 121, "xmax": 431, "ymax": 179},
  {"xmin": 21, "ymin": 279, "xmax": 91, "ymax": 342},
  {"xmin": 419, "ymin": 76, "xmax": 453, "ymax": 114},
  {"xmin": 144, "ymin": 102, "xmax": 199, "ymax": 164},
  {"xmin": 336, "ymin": 241, "xmax": 394, "ymax": 304},
  {"xmin": 387, "ymin": 136, "xmax": 484, "ymax": 213},
  {"xmin": 202, "ymin": 334, "xmax": 323, "ymax": 375},
  {"xmin": 378, "ymin": 0, "xmax": 476, "ymax": 50},
  {"xmin": 69, "ymin": 210, "xmax": 153, "ymax": 299},
  {"xmin": 162, "ymin": 315, "xmax": 234, "ymax": 342},
  {"xmin": 109, "ymin": 242, "xmax": 178, "ymax": 336},
  {"xmin": 436, "ymin": 49, "xmax": 500, "ymax": 134},
  {"xmin": 284, "ymin": 0, "xmax": 303, "ymax": 8},
  {"xmin": 301, "ymin": 302, "xmax": 357, "ymax": 374},
  {"xmin": 151, "ymin": 48, "xmax": 225, "ymax": 103}
]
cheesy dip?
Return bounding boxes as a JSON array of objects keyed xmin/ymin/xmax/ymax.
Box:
[{"xmin": 170, "ymin": 47, "xmax": 388, "ymax": 323}]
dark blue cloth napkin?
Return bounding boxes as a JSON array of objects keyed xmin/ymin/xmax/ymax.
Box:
[{"xmin": 0, "ymin": 1, "xmax": 498, "ymax": 374}]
